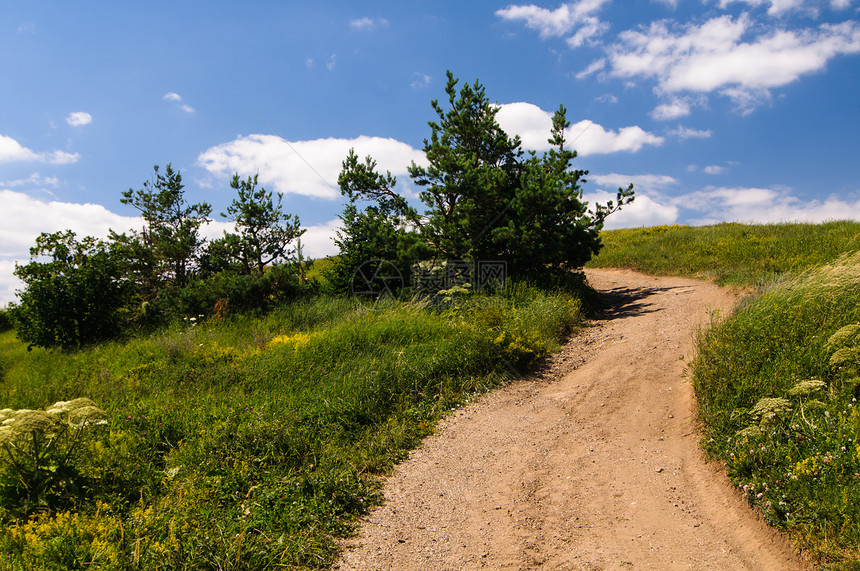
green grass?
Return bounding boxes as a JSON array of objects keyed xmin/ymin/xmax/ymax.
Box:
[
  {"xmin": 0, "ymin": 283, "xmax": 584, "ymax": 569},
  {"xmin": 588, "ymin": 221, "xmax": 860, "ymax": 287}
]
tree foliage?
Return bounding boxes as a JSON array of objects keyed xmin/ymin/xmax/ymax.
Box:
[
  {"xmin": 11, "ymin": 165, "xmax": 310, "ymax": 349},
  {"xmin": 218, "ymin": 174, "xmax": 305, "ymax": 275},
  {"xmin": 117, "ymin": 164, "xmax": 212, "ymax": 290},
  {"xmin": 10, "ymin": 232, "xmax": 128, "ymax": 350},
  {"xmin": 408, "ymin": 71, "xmax": 523, "ymax": 261},
  {"xmin": 332, "ymin": 71, "xmax": 634, "ymax": 286},
  {"xmin": 326, "ymin": 150, "xmax": 428, "ymax": 294}
]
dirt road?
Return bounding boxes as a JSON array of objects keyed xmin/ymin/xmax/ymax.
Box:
[{"xmin": 335, "ymin": 269, "xmax": 807, "ymax": 570}]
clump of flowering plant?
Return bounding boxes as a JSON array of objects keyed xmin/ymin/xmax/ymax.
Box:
[{"xmin": 0, "ymin": 398, "xmax": 106, "ymax": 515}]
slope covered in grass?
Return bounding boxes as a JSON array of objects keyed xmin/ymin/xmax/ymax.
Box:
[
  {"xmin": 693, "ymin": 253, "xmax": 860, "ymax": 565},
  {"xmin": 0, "ymin": 283, "xmax": 583, "ymax": 569},
  {"xmin": 588, "ymin": 221, "xmax": 860, "ymax": 287}
]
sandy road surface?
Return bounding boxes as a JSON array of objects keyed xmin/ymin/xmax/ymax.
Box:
[{"xmin": 335, "ymin": 269, "xmax": 808, "ymax": 570}]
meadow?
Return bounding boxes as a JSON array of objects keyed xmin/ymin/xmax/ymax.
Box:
[
  {"xmin": 590, "ymin": 221, "xmax": 860, "ymax": 567},
  {"xmin": 588, "ymin": 221, "xmax": 860, "ymax": 287},
  {"xmin": 0, "ymin": 283, "xmax": 582, "ymax": 569}
]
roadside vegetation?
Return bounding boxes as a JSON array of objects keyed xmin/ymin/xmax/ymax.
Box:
[
  {"xmin": 0, "ymin": 285, "xmax": 582, "ymax": 568},
  {"xmin": 591, "ymin": 221, "xmax": 860, "ymax": 567}
]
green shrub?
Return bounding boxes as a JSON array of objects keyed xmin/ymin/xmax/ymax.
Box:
[{"xmin": 0, "ymin": 308, "xmax": 11, "ymax": 333}]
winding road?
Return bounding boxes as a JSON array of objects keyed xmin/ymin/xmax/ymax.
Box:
[{"xmin": 335, "ymin": 269, "xmax": 808, "ymax": 570}]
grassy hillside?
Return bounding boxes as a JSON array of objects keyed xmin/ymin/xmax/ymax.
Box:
[
  {"xmin": 588, "ymin": 221, "xmax": 860, "ymax": 287},
  {"xmin": 592, "ymin": 221, "xmax": 860, "ymax": 567},
  {"xmin": 0, "ymin": 283, "xmax": 583, "ymax": 569}
]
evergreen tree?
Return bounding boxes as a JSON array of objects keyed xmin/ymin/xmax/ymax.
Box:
[
  {"xmin": 220, "ymin": 174, "xmax": 304, "ymax": 275},
  {"xmin": 117, "ymin": 164, "xmax": 212, "ymax": 290},
  {"xmin": 408, "ymin": 71, "xmax": 523, "ymax": 261}
]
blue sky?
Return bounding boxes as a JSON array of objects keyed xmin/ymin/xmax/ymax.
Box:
[{"xmin": 2, "ymin": 0, "xmax": 860, "ymax": 305}]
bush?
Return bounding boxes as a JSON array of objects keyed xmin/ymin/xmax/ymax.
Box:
[{"xmin": 0, "ymin": 308, "xmax": 12, "ymax": 333}]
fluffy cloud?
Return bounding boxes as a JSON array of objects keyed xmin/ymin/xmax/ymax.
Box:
[
  {"xmin": 496, "ymin": 0, "xmax": 609, "ymax": 46},
  {"xmin": 0, "ymin": 134, "xmax": 79, "ymax": 164},
  {"xmin": 496, "ymin": 1, "xmax": 608, "ymax": 36},
  {"xmin": 0, "ymin": 189, "xmax": 143, "ymax": 306},
  {"xmin": 608, "ymin": 15, "xmax": 860, "ymax": 110},
  {"xmin": 650, "ymin": 100, "xmax": 691, "ymax": 120},
  {"xmin": 682, "ymin": 186, "xmax": 860, "ymax": 224},
  {"xmin": 66, "ymin": 111, "xmax": 92, "ymax": 126},
  {"xmin": 585, "ymin": 189, "xmax": 680, "ymax": 229},
  {"xmin": 0, "ymin": 190, "xmax": 140, "ymax": 258},
  {"xmin": 299, "ymin": 219, "xmax": 341, "ymax": 259},
  {"xmin": 198, "ymin": 134, "xmax": 426, "ymax": 199},
  {"xmin": 495, "ymin": 102, "xmax": 664, "ymax": 154}
]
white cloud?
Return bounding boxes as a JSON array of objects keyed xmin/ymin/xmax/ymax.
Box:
[
  {"xmin": 411, "ymin": 73, "xmax": 432, "ymax": 89},
  {"xmin": 595, "ymin": 93, "xmax": 618, "ymax": 104},
  {"xmin": 682, "ymin": 186, "xmax": 860, "ymax": 224},
  {"xmin": 350, "ymin": 17, "xmax": 389, "ymax": 30},
  {"xmin": 496, "ymin": 1, "xmax": 610, "ymax": 44},
  {"xmin": 566, "ymin": 17, "xmax": 609, "ymax": 47},
  {"xmin": 327, "ymin": 54, "xmax": 337, "ymax": 71},
  {"xmin": 495, "ymin": 102, "xmax": 664, "ymax": 154},
  {"xmin": 66, "ymin": 111, "xmax": 92, "ymax": 126},
  {"xmin": 0, "ymin": 173, "xmax": 60, "ymax": 189},
  {"xmin": 299, "ymin": 219, "xmax": 341, "ymax": 259},
  {"xmin": 717, "ymin": 0, "xmax": 809, "ymax": 16},
  {"xmin": 650, "ymin": 99, "xmax": 691, "ymax": 120},
  {"xmin": 0, "ymin": 259, "xmax": 19, "ymax": 308},
  {"xmin": 608, "ymin": 15, "xmax": 860, "ymax": 111},
  {"xmin": 576, "ymin": 58, "xmax": 606, "ymax": 79},
  {"xmin": 0, "ymin": 190, "xmax": 140, "ymax": 258},
  {"xmin": 585, "ymin": 189, "xmax": 680, "ymax": 228},
  {"xmin": 163, "ymin": 92, "xmax": 195, "ymax": 113},
  {"xmin": 591, "ymin": 173, "xmax": 679, "ymax": 191},
  {"xmin": 198, "ymin": 134, "xmax": 426, "ymax": 199},
  {"xmin": 0, "ymin": 189, "xmax": 144, "ymax": 306},
  {"xmin": 0, "ymin": 134, "xmax": 80, "ymax": 165},
  {"xmin": 703, "ymin": 165, "xmax": 727, "ymax": 174},
  {"xmin": 669, "ymin": 125, "xmax": 713, "ymax": 139}
]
